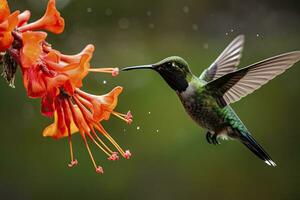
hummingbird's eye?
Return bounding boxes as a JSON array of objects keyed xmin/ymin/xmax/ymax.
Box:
[{"xmin": 166, "ymin": 62, "xmax": 172, "ymax": 67}]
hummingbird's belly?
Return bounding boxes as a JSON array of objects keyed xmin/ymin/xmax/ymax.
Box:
[{"xmin": 180, "ymin": 95, "xmax": 226, "ymax": 132}]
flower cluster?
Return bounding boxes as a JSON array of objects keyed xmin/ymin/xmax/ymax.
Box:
[{"xmin": 0, "ymin": 0, "xmax": 132, "ymax": 174}]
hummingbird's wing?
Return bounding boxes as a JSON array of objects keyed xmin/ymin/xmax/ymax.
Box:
[
  {"xmin": 199, "ymin": 35, "xmax": 244, "ymax": 82},
  {"xmin": 205, "ymin": 51, "xmax": 300, "ymax": 106}
]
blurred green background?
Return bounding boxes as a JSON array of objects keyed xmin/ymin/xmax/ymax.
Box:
[{"xmin": 1, "ymin": 0, "xmax": 300, "ymax": 199}]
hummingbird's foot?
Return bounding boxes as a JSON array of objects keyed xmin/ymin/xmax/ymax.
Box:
[
  {"xmin": 206, "ymin": 131, "xmax": 220, "ymax": 144},
  {"xmin": 206, "ymin": 131, "xmax": 220, "ymax": 145},
  {"xmin": 212, "ymin": 134, "xmax": 220, "ymax": 145},
  {"xmin": 206, "ymin": 131, "xmax": 213, "ymax": 144}
]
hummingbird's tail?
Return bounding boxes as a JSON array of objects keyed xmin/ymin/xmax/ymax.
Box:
[{"xmin": 237, "ymin": 130, "xmax": 277, "ymax": 167}]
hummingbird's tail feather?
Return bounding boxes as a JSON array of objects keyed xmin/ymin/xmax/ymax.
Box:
[{"xmin": 237, "ymin": 130, "xmax": 277, "ymax": 167}]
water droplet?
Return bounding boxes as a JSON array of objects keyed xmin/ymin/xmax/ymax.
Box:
[
  {"xmin": 156, "ymin": 129, "xmax": 159, "ymax": 133},
  {"xmin": 87, "ymin": 7, "xmax": 92, "ymax": 13},
  {"xmin": 137, "ymin": 126, "xmax": 140, "ymax": 130},
  {"xmin": 146, "ymin": 11, "xmax": 152, "ymax": 16},
  {"xmin": 148, "ymin": 111, "xmax": 151, "ymax": 114},
  {"xmin": 148, "ymin": 23, "xmax": 155, "ymax": 29},
  {"xmin": 256, "ymin": 33, "xmax": 260, "ymax": 37},
  {"xmin": 203, "ymin": 43, "xmax": 209, "ymax": 49},
  {"xmin": 118, "ymin": 18, "xmax": 130, "ymax": 30},
  {"xmin": 105, "ymin": 8, "xmax": 113, "ymax": 16},
  {"xmin": 192, "ymin": 24, "xmax": 198, "ymax": 31},
  {"xmin": 103, "ymin": 80, "xmax": 107, "ymax": 84},
  {"xmin": 183, "ymin": 6, "xmax": 190, "ymax": 13}
]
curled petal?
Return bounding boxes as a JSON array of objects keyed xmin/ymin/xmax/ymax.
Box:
[
  {"xmin": 18, "ymin": 0, "xmax": 65, "ymax": 34},
  {"xmin": 98, "ymin": 86, "xmax": 123, "ymax": 119},
  {"xmin": 20, "ymin": 31, "xmax": 47, "ymax": 67},
  {"xmin": 17, "ymin": 10, "xmax": 31, "ymax": 27},
  {"xmin": 63, "ymin": 54, "xmax": 91, "ymax": 87},
  {"xmin": 46, "ymin": 53, "xmax": 92, "ymax": 88},
  {"xmin": 76, "ymin": 86, "xmax": 123, "ymax": 121},
  {"xmin": 44, "ymin": 45, "xmax": 94, "ymax": 88},
  {"xmin": 60, "ymin": 44, "xmax": 95, "ymax": 63}
]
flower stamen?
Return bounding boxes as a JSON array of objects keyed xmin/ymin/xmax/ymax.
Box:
[
  {"xmin": 124, "ymin": 150, "xmax": 132, "ymax": 159},
  {"xmin": 62, "ymin": 99, "xmax": 78, "ymax": 168},
  {"xmin": 72, "ymin": 95, "xmax": 121, "ymax": 161},
  {"xmin": 82, "ymin": 134, "xmax": 103, "ymax": 174},
  {"xmin": 86, "ymin": 130, "xmax": 111, "ymax": 157},
  {"xmin": 90, "ymin": 127, "xmax": 113, "ymax": 155},
  {"xmin": 89, "ymin": 67, "xmax": 119, "ymax": 76},
  {"xmin": 67, "ymin": 127, "xmax": 78, "ymax": 168},
  {"xmin": 108, "ymin": 152, "xmax": 119, "ymax": 161},
  {"xmin": 112, "ymin": 111, "xmax": 133, "ymax": 124},
  {"xmin": 95, "ymin": 124, "xmax": 131, "ymax": 159}
]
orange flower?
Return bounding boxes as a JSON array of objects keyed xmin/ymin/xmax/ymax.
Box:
[
  {"xmin": 1, "ymin": 0, "xmax": 132, "ymax": 174},
  {"xmin": 42, "ymin": 87, "xmax": 132, "ymax": 173},
  {"xmin": 44, "ymin": 44, "xmax": 95, "ymax": 88},
  {"xmin": 18, "ymin": 0, "xmax": 64, "ymax": 34},
  {"xmin": 76, "ymin": 86, "xmax": 132, "ymax": 123}
]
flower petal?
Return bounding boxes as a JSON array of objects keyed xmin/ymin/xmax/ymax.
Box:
[
  {"xmin": 60, "ymin": 44, "xmax": 95, "ymax": 63},
  {"xmin": 18, "ymin": 0, "xmax": 64, "ymax": 34},
  {"xmin": 17, "ymin": 10, "xmax": 31, "ymax": 27},
  {"xmin": 44, "ymin": 50, "xmax": 60, "ymax": 63},
  {"xmin": 22, "ymin": 67, "xmax": 47, "ymax": 98},
  {"xmin": 43, "ymin": 109, "xmax": 78, "ymax": 139},
  {"xmin": 0, "ymin": 0, "xmax": 10, "ymax": 22},
  {"xmin": 63, "ymin": 54, "xmax": 91, "ymax": 88},
  {"xmin": 40, "ymin": 0, "xmax": 65, "ymax": 34},
  {"xmin": 77, "ymin": 86, "xmax": 123, "ymax": 121},
  {"xmin": 20, "ymin": 31, "xmax": 47, "ymax": 67},
  {"xmin": 97, "ymin": 86, "xmax": 123, "ymax": 120},
  {"xmin": 0, "ymin": 11, "xmax": 19, "ymax": 52},
  {"xmin": 41, "ymin": 94, "xmax": 55, "ymax": 117}
]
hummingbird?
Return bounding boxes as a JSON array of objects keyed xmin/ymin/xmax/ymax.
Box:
[{"xmin": 121, "ymin": 35, "xmax": 300, "ymax": 166}]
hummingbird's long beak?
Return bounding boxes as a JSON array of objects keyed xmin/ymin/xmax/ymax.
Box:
[{"xmin": 121, "ymin": 65, "xmax": 154, "ymax": 71}]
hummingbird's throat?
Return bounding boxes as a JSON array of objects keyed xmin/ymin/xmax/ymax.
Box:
[{"xmin": 158, "ymin": 70, "xmax": 189, "ymax": 92}]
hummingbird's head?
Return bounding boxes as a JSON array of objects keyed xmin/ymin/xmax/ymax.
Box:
[{"xmin": 122, "ymin": 56, "xmax": 192, "ymax": 92}]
